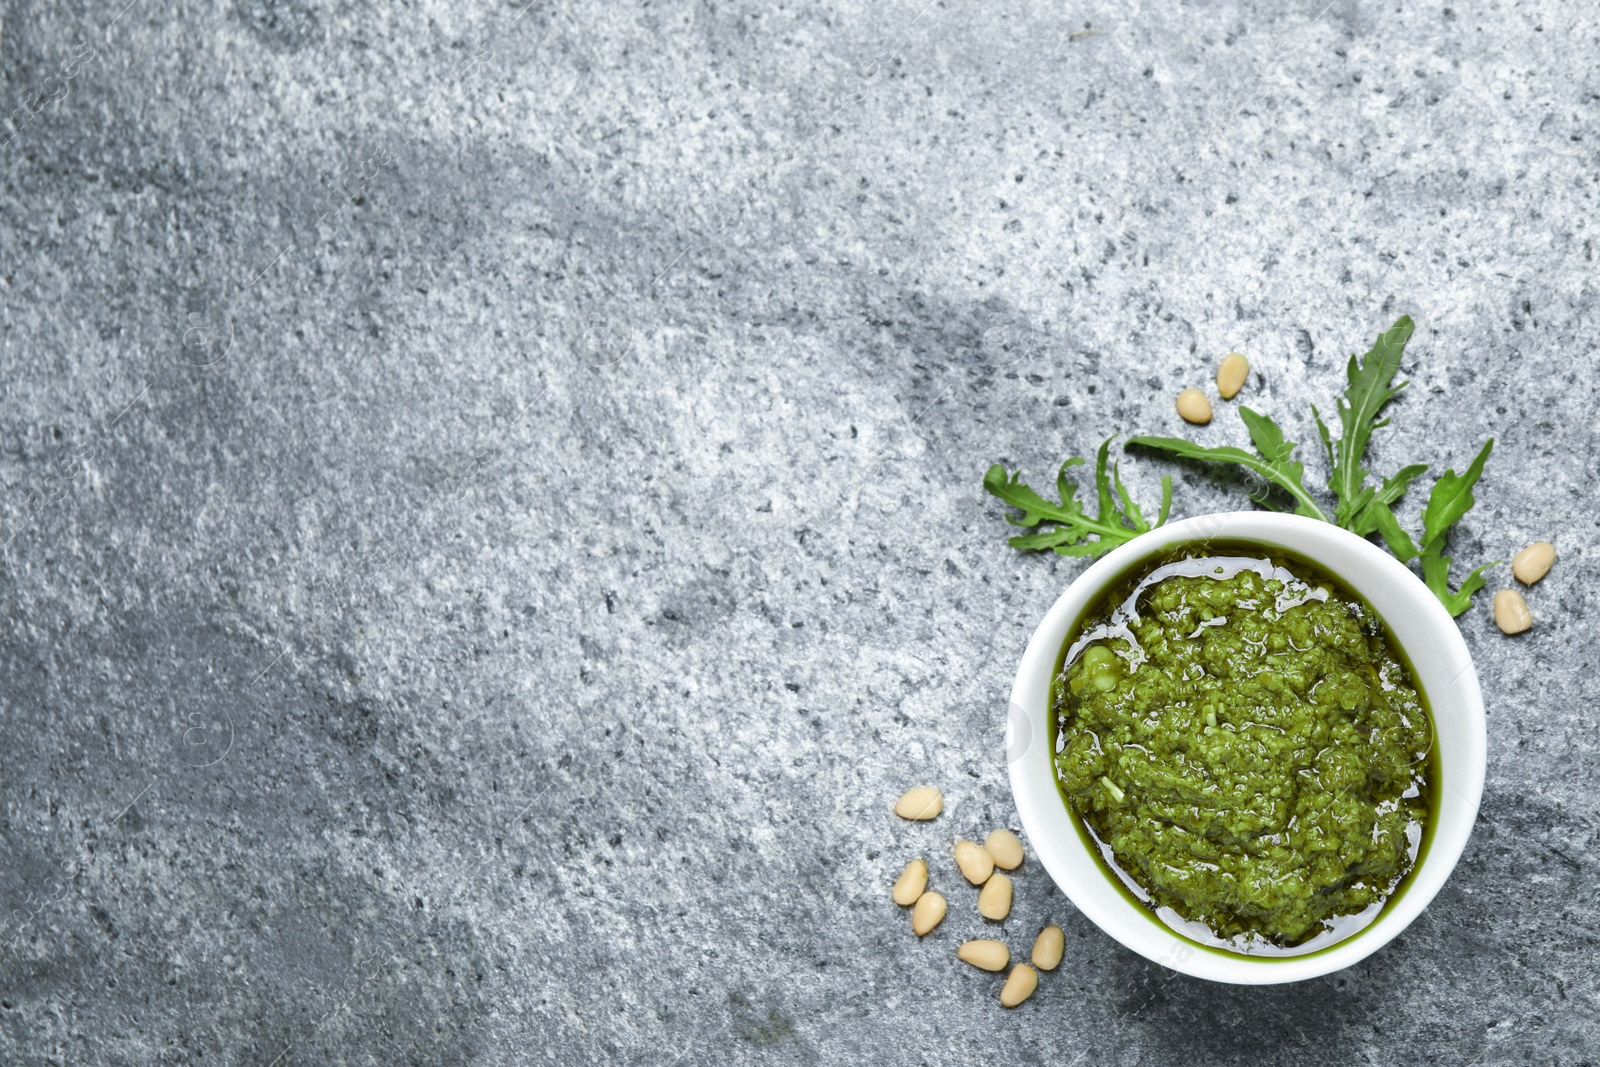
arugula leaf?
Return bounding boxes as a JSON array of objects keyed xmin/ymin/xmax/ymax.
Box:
[
  {"xmin": 984, "ymin": 461, "xmax": 1082, "ymax": 529},
  {"xmin": 1361, "ymin": 502, "xmax": 1420, "ymax": 564},
  {"xmin": 1352, "ymin": 439, "xmax": 1496, "ymax": 616},
  {"xmin": 1420, "ymin": 439, "xmax": 1494, "ymax": 549},
  {"xmin": 1113, "ymin": 452, "xmax": 1172, "ymax": 532},
  {"xmin": 1350, "ymin": 464, "xmax": 1429, "ymax": 538},
  {"xmin": 1128, "ymin": 406, "xmax": 1329, "ymax": 521},
  {"xmin": 1313, "ymin": 316, "xmax": 1414, "ymax": 527},
  {"xmin": 1416, "ymin": 439, "xmax": 1498, "ymax": 616},
  {"xmin": 1423, "ymin": 555, "xmax": 1497, "ymax": 618},
  {"xmin": 1091, "ymin": 437, "xmax": 1116, "ymax": 522},
  {"xmin": 983, "ymin": 437, "xmax": 1171, "ymax": 559}
]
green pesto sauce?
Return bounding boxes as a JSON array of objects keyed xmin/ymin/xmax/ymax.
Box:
[{"xmin": 1051, "ymin": 542, "xmax": 1434, "ymax": 954}]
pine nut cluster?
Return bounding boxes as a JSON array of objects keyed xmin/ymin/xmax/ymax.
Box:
[{"xmin": 892, "ymin": 786, "xmax": 1063, "ymax": 1008}]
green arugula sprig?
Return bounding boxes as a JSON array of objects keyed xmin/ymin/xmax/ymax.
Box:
[
  {"xmin": 1384, "ymin": 439, "xmax": 1498, "ymax": 615},
  {"xmin": 1125, "ymin": 406, "xmax": 1329, "ymax": 522},
  {"xmin": 1313, "ymin": 317, "xmax": 1420, "ymax": 530},
  {"xmin": 983, "ymin": 437, "xmax": 1172, "ymax": 559},
  {"xmin": 984, "ymin": 316, "xmax": 1498, "ymax": 617}
]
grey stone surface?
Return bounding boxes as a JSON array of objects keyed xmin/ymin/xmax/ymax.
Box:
[{"xmin": 1, "ymin": 0, "xmax": 1597, "ymax": 1063}]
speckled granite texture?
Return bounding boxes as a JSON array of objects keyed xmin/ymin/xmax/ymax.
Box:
[{"xmin": 1, "ymin": 0, "xmax": 1596, "ymax": 1063}]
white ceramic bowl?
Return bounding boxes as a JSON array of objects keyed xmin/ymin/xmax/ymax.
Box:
[{"xmin": 1006, "ymin": 512, "xmax": 1485, "ymax": 984}]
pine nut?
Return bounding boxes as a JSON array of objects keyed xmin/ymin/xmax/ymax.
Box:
[
  {"xmin": 957, "ymin": 939, "xmax": 1010, "ymax": 972},
  {"xmin": 1032, "ymin": 925, "xmax": 1064, "ymax": 971},
  {"xmin": 1176, "ymin": 388, "xmax": 1213, "ymax": 424},
  {"xmin": 1000, "ymin": 964, "xmax": 1039, "ymax": 1007},
  {"xmin": 954, "ymin": 840, "xmax": 994, "ymax": 885},
  {"xmin": 1216, "ymin": 353, "xmax": 1250, "ymax": 399},
  {"xmin": 1512, "ymin": 541, "xmax": 1555, "ymax": 585},
  {"xmin": 978, "ymin": 872, "xmax": 1013, "ymax": 920},
  {"xmin": 911, "ymin": 891, "xmax": 946, "ymax": 936},
  {"xmin": 894, "ymin": 786, "xmax": 943, "ymax": 820},
  {"xmin": 1494, "ymin": 589, "xmax": 1532, "ymax": 634},
  {"xmin": 892, "ymin": 859, "xmax": 928, "ymax": 906},
  {"xmin": 985, "ymin": 828, "xmax": 1024, "ymax": 870}
]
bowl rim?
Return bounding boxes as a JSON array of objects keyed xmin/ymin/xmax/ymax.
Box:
[{"xmin": 1006, "ymin": 511, "xmax": 1486, "ymax": 984}]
